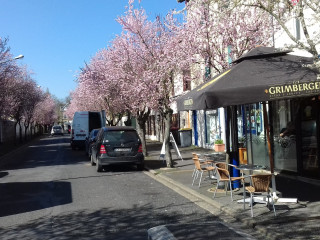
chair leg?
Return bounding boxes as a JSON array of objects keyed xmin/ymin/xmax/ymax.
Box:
[
  {"xmin": 268, "ymin": 194, "xmax": 277, "ymax": 216},
  {"xmin": 198, "ymin": 171, "xmax": 203, "ymax": 188},
  {"xmin": 213, "ymin": 180, "xmax": 219, "ymax": 199},
  {"xmin": 250, "ymin": 193, "xmax": 254, "ymax": 217},
  {"xmin": 243, "ymin": 184, "xmax": 246, "ymax": 210},
  {"xmin": 272, "ymin": 202, "xmax": 276, "ymax": 216},
  {"xmin": 224, "ymin": 182, "xmax": 227, "ymax": 196},
  {"xmin": 192, "ymin": 168, "xmax": 196, "ymax": 178},
  {"xmin": 192, "ymin": 170, "xmax": 198, "ymax": 186},
  {"xmin": 229, "ymin": 181, "xmax": 233, "ymax": 201}
]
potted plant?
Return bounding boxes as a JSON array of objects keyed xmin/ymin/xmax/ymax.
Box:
[
  {"xmin": 214, "ymin": 139, "xmax": 225, "ymax": 152},
  {"xmin": 238, "ymin": 136, "xmax": 246, "ymax": 148}
]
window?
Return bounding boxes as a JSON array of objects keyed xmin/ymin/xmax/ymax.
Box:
[
  {"xmin": 295, "ymin": 18, "xmax": 301, "ymax": 40},
  {"xmin": 104, "ymin": 130, "xmax": 139, "ymax": 144},
  {"xmin": 183, "ymin": 69, "xmax": 191, "ymax": 91},
  {"xmin": 272, "ymin": 100, "xmax": 297, "ymax": 172}
]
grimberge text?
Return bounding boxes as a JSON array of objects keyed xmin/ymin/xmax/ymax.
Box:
[
  {"xmin": 267, "ymin": 80, "xmax": 320, "ymax": 99},
  {"xmin": 184, "ymin": 98, "xmax": 193, "ymax": 107}
]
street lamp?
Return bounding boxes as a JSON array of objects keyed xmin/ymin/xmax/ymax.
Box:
[
  {"xmin": 0, "ymin": 54, "xmax": 24, "ymax": 65},
  {"xmin": 14, "ymin": 54, "xmax": 24, "ymax": 60}
]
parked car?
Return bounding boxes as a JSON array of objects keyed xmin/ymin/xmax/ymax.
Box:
[
  {"xmin": 51, "ymin": 125, "xmax": 63, "ymax": 136},
  {"xmin": 85, "ymin": 128, "xmax": 100, "ymax": 159},
  {"xmin": 90, "ymin": 126, "xmax": 144, "ymax": 172}
]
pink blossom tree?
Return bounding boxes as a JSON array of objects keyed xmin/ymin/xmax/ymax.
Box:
[
  {"xmin": 4, "ymin": 67, "xmax": 41, "ymax": 144},
  {"xmin": 179, "ymin": 0, "xmax": 276, "ymax": 80},
  {"xmin": 33, "ymin": 92, "xmax": 57, "ymax": 133},
  {"xmin": 206, "ymin": 0, "xmax": 320, "ymax": 67},
  {"xmin": 22, "ymin": 81, "xmax": 44, "ymax": 140},
  {"xmin": 0, "ymin": 38, "xmax": 21, "ymax": 119},
  {"xmin": 116, "ymin": 1, "xmax": 184, "ymax": 164},
  {"xmin": 69, "ymin": 1, "xmax": 182, "ymax": 160}
]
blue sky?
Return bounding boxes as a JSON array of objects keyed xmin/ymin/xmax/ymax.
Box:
[{"xmin": 0, "ymin": 0, "xmax": 184, "ymax": 100}]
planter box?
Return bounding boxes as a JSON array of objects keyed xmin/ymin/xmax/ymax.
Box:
[{"xmin": 214, "ymin": 144, "xmax": 225, "ymax": 152}]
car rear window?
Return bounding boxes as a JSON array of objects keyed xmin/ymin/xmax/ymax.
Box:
[
  {"xmin": 53, "ymin": 126, "xmax": 62, "ymax": 129},
  {"xmin": 103, "ymin": 130, "xmax": 139, "ymax": 143},
  {"xmin": 93, "ymin": 130, "xmax": 99, "ymax": 136}
]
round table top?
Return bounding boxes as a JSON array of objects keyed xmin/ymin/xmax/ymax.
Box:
[{"xmin": 236, "ymin": 164, "xmax": 267, "ymax": 171}]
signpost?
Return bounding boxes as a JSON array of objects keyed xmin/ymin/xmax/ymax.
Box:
[{"xmin": 159, "ymin": 132, "xmax": 183, "ymax": 163}]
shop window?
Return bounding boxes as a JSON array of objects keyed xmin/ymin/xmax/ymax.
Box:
[
  {"xmin": 241, "ymin": 103, "xmax": 269, "ymax": 167},
  {"xmin": 205, "ymin": 110, "xmax": 219, "ymax": 145},
  {"xmin": 272, "ymin": 100, "xmax": 297, "ymax": 172}
]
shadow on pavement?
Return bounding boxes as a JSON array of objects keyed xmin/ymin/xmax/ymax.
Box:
[
  {"xmin": 276, "ymin": 175, "xmax": 320, "ymax": 202},
  {"xmin": 0, "ymin": 171, "xmax": 8, "ymax": 178},
  {"xmin": 0, "ymin": 135, "xmax": 88, "ymax": 171},
  {"xmin": 0, "ymin": 181, "xmax": 72, "ymax": 217},
  {"xmin": 0, "ymin": 204, "xmax": 226, "ymax": 240}
]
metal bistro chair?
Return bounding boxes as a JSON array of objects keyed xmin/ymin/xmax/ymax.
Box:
[
  {"xmin": 213, "ymin": 166, "xmax": 244, "ymax": 201},
  {"xmin": 245, "ymin": 174, "xmax": 276, "ymax": 217},
  {"xmin": 191, "ymin": 153, "xmax": 214, "ymax": 178},
  {"xmin": 192, "ymin": 157, "xmax": 215, "ymax": 188}
]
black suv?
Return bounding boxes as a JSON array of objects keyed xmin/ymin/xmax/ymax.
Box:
[{"xmin": 90, "ymin": 126, "xmax": 144, "ymax": 172}]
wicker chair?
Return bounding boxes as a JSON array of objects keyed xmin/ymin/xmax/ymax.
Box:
[
  {"xmin": 215, "ymin": 162, "xmax": 227, "ymax": 169},
  {"xmin": 212, "ymin": 167, "xmax": 244, "ymax": 201},
  {"xmin": 192, "ymin": 157, "xmax": 215, "ymax": 188},
  {"xmin": 191, "ymin": 153, "xmax": 214, "ymax": 177},
  {"xmin": 245, "ymin": 174, "xmax": 276, "ymax": 217}
]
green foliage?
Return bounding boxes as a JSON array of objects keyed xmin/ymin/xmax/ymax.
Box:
[{"xmin": 214, "ymin": 139, "xmax": 224, "ymax": 144}]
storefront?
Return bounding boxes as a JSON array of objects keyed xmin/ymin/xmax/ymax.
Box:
[
  {"xmin": 237, "ymin": 96, "xmax": 319, "ymax": 179},
  {"xmin": 176, "ymin": 46, "xmax": 320, "ymax": 180}
]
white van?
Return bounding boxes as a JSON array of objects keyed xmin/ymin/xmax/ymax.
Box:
[{"xmin": 71, "ymin": 111, "xmax": 105, "ymax": 149}]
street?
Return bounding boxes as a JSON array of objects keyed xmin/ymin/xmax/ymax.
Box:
[{"xmin": 0, "ymin": 135, "xmax": 254, "ymax": 239}]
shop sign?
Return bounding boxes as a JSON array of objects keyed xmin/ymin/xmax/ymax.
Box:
[
  {"xmin": 265, "ymin": 80, "xmax": 320, "ymax": 99},
  {"xmin": 184, "ymin": 98, "xmax": 193, "ymax": 109}
]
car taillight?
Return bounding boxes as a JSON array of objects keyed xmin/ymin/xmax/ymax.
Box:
[
  {"xmin": 100, "ymin": 145, "xmax": 107, "ymax": 154},
  {"xmin": 138, "ymin": 144, "xmax": 143, "ymax": 153}
]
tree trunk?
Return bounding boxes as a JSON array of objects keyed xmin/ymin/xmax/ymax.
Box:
[
  {"xmin": 19, "ymin": 122, "xmax": 23, "ymax": 144},
  {"xmin": 137, "ymin": 119, "xmax": 148, "ymax": 157},
  {"xmin": 164, "ymin": 108, "xmax": 173, "ymax": 168},
  {"xmin": 14, "ymin": 122, "xmax": 18, "ymax": 145},
  {"xmin": 136, "ymin": 109, "xmax": 150, "ymax": 157},
  {"xmin": 24, "ymin": 122, "xmax": 30, "ymax": 141}
]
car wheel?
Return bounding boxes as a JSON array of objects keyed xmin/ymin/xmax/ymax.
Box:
[
  {"xmin": 137, "ymin": 163, "xmax": 145, "ymax": 171},
  {"xmin": 90, "ymin": 155, "xmax": 95, "ymax": 166},
  {"xmin": 96, "ymin": 158, "xmax": 102, "ymax": 172}
]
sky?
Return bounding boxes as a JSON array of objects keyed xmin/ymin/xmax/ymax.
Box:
[{"xmin": 0, "ymin": 0, "xmax": 185, "ymax": 100}]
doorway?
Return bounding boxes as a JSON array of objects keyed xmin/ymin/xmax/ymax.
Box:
[
  {"xmin": 193, "ymin": 110, "xmax": 198, "ymax": 146},
  {"xmin": 297, "ymin": 97, "xmax": 320, "ymax": 179}
]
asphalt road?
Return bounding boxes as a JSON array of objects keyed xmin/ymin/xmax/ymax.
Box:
[{"xmin": 0, "ymin": 135, "xmax": 255, "ymax": 239}]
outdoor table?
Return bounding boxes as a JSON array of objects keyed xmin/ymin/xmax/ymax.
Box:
[
  {"xmin": 203, "ymin": 153, "xmax": 226, "ymax": 163},
  {"xmin": 235, "ymin": 164, "xmax": 269, "ymax": 207}
]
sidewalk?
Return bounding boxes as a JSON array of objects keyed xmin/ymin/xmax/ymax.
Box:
[{"xmin": 144, "ymin": 140, "xmax": 320, "ymax": 240}]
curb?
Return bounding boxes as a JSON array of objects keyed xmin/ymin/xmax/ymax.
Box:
[
  {"xmin": 145, "ymin": 167, "xmax": 255, "ymax": 226},
  {"xmin": 145, "ymin": 166, "xmax": 316, "ymax": 240}
]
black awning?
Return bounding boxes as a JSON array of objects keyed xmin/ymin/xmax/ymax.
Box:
[{"xmin": 176, "ymin": 47, "xmax": 319, "ymax": 111}]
